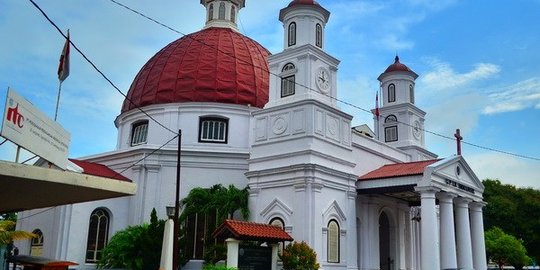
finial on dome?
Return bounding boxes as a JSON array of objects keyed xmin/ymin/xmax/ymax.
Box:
[{"xmin": 394, "ymin": 55, "xmax": 400, "ymax": 63}]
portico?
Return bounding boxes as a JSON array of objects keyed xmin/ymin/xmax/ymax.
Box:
[{"xmin": 358, "ymin": 155, "xmax": 487, "ymax": 270}]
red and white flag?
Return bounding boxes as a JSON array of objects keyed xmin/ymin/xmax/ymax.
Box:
[
  {"xmin": 58, "ymin": 30, "xmax": 70, "ymax": 82},
  {"xmin": 375, "ymin": 91, "xmax": 380, "ymax": 118}
]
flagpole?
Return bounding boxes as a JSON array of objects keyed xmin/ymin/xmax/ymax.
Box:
[{"xmin": 54, "ymin": 81, "xmax": 62, "ymax": 121}]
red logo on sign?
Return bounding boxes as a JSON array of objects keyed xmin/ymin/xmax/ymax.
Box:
[{"xmin": 6, "ymin": 104, "xmax": 24, "ymax": 128}]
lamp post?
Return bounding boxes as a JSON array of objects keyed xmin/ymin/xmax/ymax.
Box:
[{"xmin": 173, "ymin": 130, "xmax": 182, "ymax": 270}]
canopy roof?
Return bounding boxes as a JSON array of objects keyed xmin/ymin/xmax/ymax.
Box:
[
  {"xmin": 0, "ymin": 160, "xmax": 136, "ymax": 213},
  {"xmin": 213, "ymin": 219, "xmax": 293, "ymax": 242}
]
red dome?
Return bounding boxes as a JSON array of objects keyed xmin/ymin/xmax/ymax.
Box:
[
  {"xmin": 121, "ymin": 27, "xmax": 270, "ymax": 113},
  {"xmin": 287, "ymin": 0, "xmax": 321, "ymax": 7},
  {"xmin": 378, "ymin": 56, "xmax": 418, "ymax": 80}
]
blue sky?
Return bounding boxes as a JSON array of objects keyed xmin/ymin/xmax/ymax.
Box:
[{"xmin": 1, "ymin": 0, "xmax": 539, "ymax": 188}]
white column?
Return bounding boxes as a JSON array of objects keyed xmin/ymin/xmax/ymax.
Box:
[
  {"xmin": 416, "ymin": 187, "xmax": 440, "ymax": 270},
  {"xmin": 347, "ymin": 191, "xmax": 359, "ymax": 270},
  {"xmin": 454, "ymin": 197, "xmax": 474, "ymax": 269},
  {"xmin": 270, "ymin": 243, "xmax": 279, "ymax": 270},
  {"xmin": 470, "ymin": 201, "xmax": 488, "ymax": 270},
  {"xmin": 438, "ymin": 192, "xmax": 458, "ymax": 270},
  {"xmin": 159, "ymin": 219, "xmax": 174, "ymax": 270},
  {"xmin": 226, "ymin": 238, "xmax": 241, "ymax": 268}
]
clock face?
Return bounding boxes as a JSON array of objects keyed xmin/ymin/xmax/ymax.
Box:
[
  {"xmin": 413, "ymin": 121, "xmax": 422, "ymax": 140},
  {"xmin": 316, "ymin": 67, "xmax": 331, "ymax": 93}
]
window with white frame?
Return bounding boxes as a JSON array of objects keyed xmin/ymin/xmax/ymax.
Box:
[
  {"xmin": 85, "ymin": 208, "xmax": 110, "ymax": 263},
  {"xmin": 288, "ymin": 22, "xmax": 296, "ymax": 46},
  {"xmin": 384, "ymin": 115, "xmax": 398, "ymax": 142},
  {"xmin": 281, "ymin": 63, "xmax": 296, "ymax": 97},
  {"xmin": 327, "ymin": 220, "xmax": 340, "ymax": 263},
  {"xmin": 316, "ymin": 23, "xmax": 323, "ymax": 48},
  {"xmin": 199, "ymin": 117, "xmax": 228, "ymax": 143},
  {"xmin": 30, "ymin": 229, "xmax": 44, "ymax": 256},
  {"xmin": 131, "ymin": 120, "xmax": 148, "ymax": 146},
  {"xmin": 388, "ymin": 84, "xmax": 396, "ymax": 103},
  {"xmin": 230, "ymin": 5, "xmax": 236, "ymax": 23}
]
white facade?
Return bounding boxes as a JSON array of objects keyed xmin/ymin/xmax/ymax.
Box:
[{"xmin": 16, "ymin": 1, "xmax": 488, "ymax": 270}]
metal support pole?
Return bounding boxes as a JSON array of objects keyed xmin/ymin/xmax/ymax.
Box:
[{"xmin": 173, "ymin": 130, "xmax": 182, "ymax": 270}]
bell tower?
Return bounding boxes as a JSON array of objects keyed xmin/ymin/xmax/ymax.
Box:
[
  {"xmin": 265, "ymin": 0, "xmax": 339, "ymax": 108},
  {"xmin": 247, "ymin": 1, "xmax": 357, "ymax": 268},
  {"xmin": 375, "ymin": 56, "xmax": 437, "ymax": 161}
]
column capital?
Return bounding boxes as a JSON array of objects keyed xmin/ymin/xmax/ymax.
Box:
[
  {"xmin": 454, "ymin": 197, "xmax": 472, "ymax": 207},
  {"xmin": 415, "ymin": 186, "xmax": 440, "ymax": 196},
  {"xmin": 469, "ymin": 201, "xmax": 487, "ymax": 211},
  {"xmin": 437, "ymin": 192, "xmax": 457, "ymax": 202}
]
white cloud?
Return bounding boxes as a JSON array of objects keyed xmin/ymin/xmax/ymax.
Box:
[
  {"xmin": 482, "ymin": 77, "xmax": 540, "ymax": 114},
  {"xmin": 421, "ymin": 59, "xmax": 500, "ymax": 90},
  {"xmin": 467, "ymin": 152, "xmax": 540, "ymax": 189}
]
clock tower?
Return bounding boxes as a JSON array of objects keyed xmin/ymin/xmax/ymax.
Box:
[
  {"xmin": 247, "ymin": 0, "xmax": 357, "ymax": 267},
  {"xmin": 374, "ymin": 56, "xmax": 437, "ymax": 161},
  {"xmin": 264, "ymin": 0, "xmax": 339, "ymax": 108}
]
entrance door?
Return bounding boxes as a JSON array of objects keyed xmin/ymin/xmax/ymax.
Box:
[{"xmin": 379, "ymin": 212, "xmax": 393, "ymax": 270}]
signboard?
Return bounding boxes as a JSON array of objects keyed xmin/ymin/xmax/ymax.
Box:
[
  {"xmin": 238, "ymin": 246, "xmax": 272, "ymax": 270},
  {"xmin": 1, "ymin": 88, "xmax": 70, "ymax": 169}
]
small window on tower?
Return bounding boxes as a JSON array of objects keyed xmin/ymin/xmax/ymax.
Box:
[
  {"xmin": 230, "ymin": 5, "xmax": 236, "ymax": 23},
  {"xmin": 384, "ymin": 115, "xmax": 398, "ymax": 142},
  {"xmin": 281, "ymin": 63, "xmax": 296, "ymax": 97},
  {"xmin": 388, "ymin": 84, "xmax": 396, "ymax": 103},
  {"xmin": 327, "ymin": 220, "xmax": 340, "ymax": 263},
  {"xmin": 208, "ymin": 4, "xmax": 214, "ymax": 22},
  {"xmin": 316, "ymin": 23, "xmax": 323, "ymax": 48},
  {"xmin": 199, "ymin": 117, "xmax": 228, "ymax": 143},
  {"xmin": 288, "ymin": 22, "xmax": 296, "ymax": 47},
  {"xmin": 410, "ymin": 84, "xmax": 415, "ymax": 104},
  {"xmin": 218, "ymin": 2, "xmax": 225, "ymax": 20},
  {"xmin": 131, "ymin": 120, "xmax": 148, "ymax": 146}
]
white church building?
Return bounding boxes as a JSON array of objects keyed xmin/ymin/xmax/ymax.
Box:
[{"xmin": 16, "ymin": 0, "xmax": 488, "ymax": 269}]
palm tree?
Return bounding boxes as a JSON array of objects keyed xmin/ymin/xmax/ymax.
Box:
[{"xmin": 0, "ymin": 220, "xmax": 36, "ymax": 245}]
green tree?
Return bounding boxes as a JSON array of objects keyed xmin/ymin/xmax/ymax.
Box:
[
  {"xmin": 97, "ymin": 209, "xmax": 165, "ymax": 270},
  {"xmin": 0, "ymin": 220, "xmax": 35, "ymax": 245},
  {"xmin": 279, "ymin": 241, "xmax": 320, "ymax": 270},
  {"xmin": 483, "ymin": 179, "xmax": 540, "ymax": 263},
  {"xmin": 485, "ymin": 227, "xmax": 531, "ymax": 270}
]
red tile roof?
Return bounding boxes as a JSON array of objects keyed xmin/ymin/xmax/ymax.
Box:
[
  {"xmin": 69, "ymin": 159, "xmax": 131, "ymax": 182},
  {"xmin": 358, "ymin": 159, "xmax": 441, "ymax": 181},
  {"xmin": 213, "ymin": 220, "xmax": 293, "ymax": 242}
]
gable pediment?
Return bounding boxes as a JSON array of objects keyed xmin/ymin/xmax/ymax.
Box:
[{"xmin": 421, "ymin": 155, "xmax": 484, "ymax": 200}]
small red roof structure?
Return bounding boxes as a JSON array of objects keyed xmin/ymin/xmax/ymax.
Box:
[
  {"xmin": 359, "ymin": 159, "xmax": 441, "ymax": 181},
  {"xmin": 69, "ymin": 159, "xmax": 131, "ymax": 182},
  {"xmin": 213, "ymin": 220, "xmax": 293, "ymax": 242},
  {"xmin": 378, "ymin": 56, "xmax": 419, "ymax": 80}
]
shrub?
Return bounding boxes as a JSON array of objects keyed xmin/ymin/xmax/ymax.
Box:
[{"xmin": 279, "ymin": 241, "xmax": 320, "ymax": 270}]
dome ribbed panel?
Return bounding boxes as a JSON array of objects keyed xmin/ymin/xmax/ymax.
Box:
[{"xmin": 121, "ymin": 27, "xmax": 270, "ymax": 113}]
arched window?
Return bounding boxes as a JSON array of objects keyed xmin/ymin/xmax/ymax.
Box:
[
  {"xmin": 199, "ymin": 117, "xmax": 229, "ymax": 143},
  {"xmin": 316, "ymin": 23, "xmax": 323, "ymax": 48},
  {"xmin": 218, "ymin": 2, "xmax": 226, "ymax": 20},
  {"xmin": 327, "ymin": 220, "xmax": 340, "ymax": 263},
  {"xmin": 384, "ymin": 115, "xmax": 398, "ymax": 142},
  {"xmin": 131, "ymin": 120, "xmax": 148, "ymax": 146},
  {"xmin": 281, "ymin": 63, "xmax": 296, "ymax": 97},
  {"xmin": 409, "ymin": 84, "xmax": 415, "ymax": 104},
  {"xmin": 207, "ymin": 3, "xmax": 214, "ymax": 22},
  {"xmin": 30, "ymin": 229, "xmax": 44, "ymax": 256},
  {"xmin": 230, "ymin": 5, "xmax": 236, "ymax": 23},
  {"xmin": 388, "ymin": 84, "xmax": 396, "ymax": 103},
  {"xmin": 85, "ymin": 208, "xmax": 110, "ymax": 263},
  {"xmin": 288, "ymin": 22, "xmax": 296, "ymax": 47}
]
